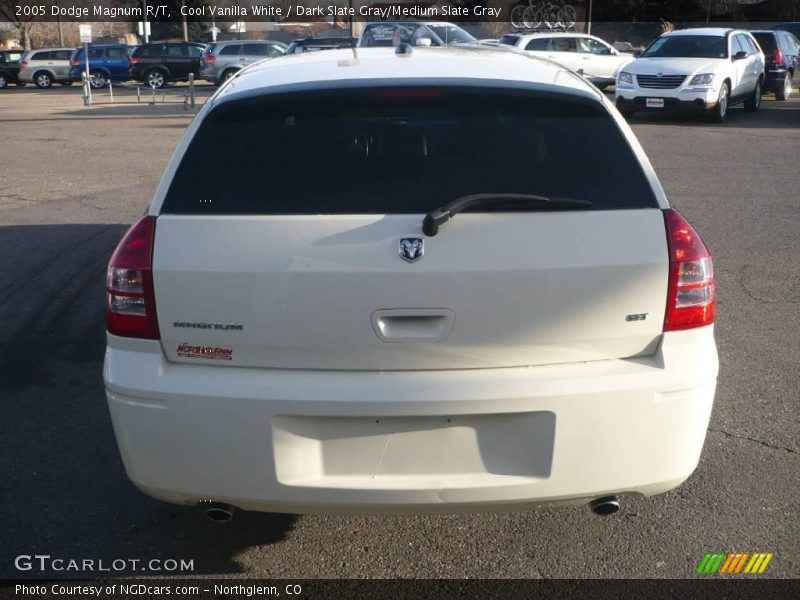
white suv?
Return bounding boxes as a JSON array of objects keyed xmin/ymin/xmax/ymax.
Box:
[
  {"xmin": 497, "ymin": 32, "xmax": 634, "ymax": 89},
  {"xmin": 104, "ymin": 47, "xmax": 718, "ymax": 518},
  {"xmin": 616, "ymin": 28, "xmax": 765, "ymax": 122}
]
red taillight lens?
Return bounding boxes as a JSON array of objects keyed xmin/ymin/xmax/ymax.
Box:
[
  {"xmin": 130, "ymin": 56, "xmax": 139, "ymax": 64},
  {"xmin": 20, "ymin": 60, "xmax": 28, "ymax": 67},
  {"xmin": 205, "ymin": 54, "xmax": 216, "ymax": 64},
  {"xmin": 772, "ymin": 49, "xmax": 784, "ymax": 64},
  {"xmin": 106, "ymin": 216, "xmax": 160, "ymax": 339},
  {"xmin": 70, "ymin": 58, "xmax": 80, "ymax": 67},
  {"xmin": 663, "ymin": 208, "xmax": 715, "ymax": 331}
]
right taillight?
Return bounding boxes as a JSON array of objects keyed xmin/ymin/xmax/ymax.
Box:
[
  {"xmin": 106, "ymin": 216, "xmax": 160, "ymax": 339},
  {"xmin": 663, "ymin": 208, "xmax": 715, "ymax": 331}
]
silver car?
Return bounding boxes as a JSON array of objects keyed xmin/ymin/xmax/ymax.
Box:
[
  {"xmin": 18, "ymin": 47, "xmax": 74, "ymax": 88},
  {"xmin": 199, "ymin": 40, "xmax": 286, "ymax": 85}
]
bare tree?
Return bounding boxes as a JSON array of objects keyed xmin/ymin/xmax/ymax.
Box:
[{"xmin": 0, "ymin": 0, "xmax": 36, "ymax": 49}]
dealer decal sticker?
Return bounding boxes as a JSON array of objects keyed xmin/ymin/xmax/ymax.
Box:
[{"xmin": 176, "ymin": 343, "xmax": 233, "ymax": 361}]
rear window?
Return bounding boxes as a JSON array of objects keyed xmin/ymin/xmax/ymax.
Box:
[
  {"xmin": 498, "ymin": 35, "xmax": 520, "ymax": 46},
  {"xmin": 525, "ymin": 38, "xmax": 549, "ymax": 51},
  {"xmin": 137, "ymin": 45, "xmax": 163, "ymax": 57},
  {"xmin": 106, "ymin": 47, "xmax": 129, "ymax": 58},
  {"xmin": 1, "ymin": 51, "xmax": 23, "ymax": 63},
  {"xmin": 220, "ymin": 44, "xmax": 241, "ymax": 56},
  {"xmin": 162, "ymin": 87, "xmax": 658, "ymax": 215},
  {"xmin": 752, "ymin": 33, "xmax": 776, "ymax": 53}
]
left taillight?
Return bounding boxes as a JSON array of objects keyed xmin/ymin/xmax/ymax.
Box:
[
  {"xmin": 106, "ymin": 216, "xmax": 160, "ymax": 339},
  {"xmin": 70, "ymin": 58, "xmax": 80, "ymax": 67},
  {"xmin": 663, "ymin": 208, "xmax": 715, "ymax": 332},
  {"xmin": 20, "ymin": 60, "xmax": 28, "ymax": 68}
]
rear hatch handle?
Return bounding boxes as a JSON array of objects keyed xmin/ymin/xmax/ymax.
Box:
[{"xmin": 371, "ymin": 309, "xmax": 455, "ymax": 343}]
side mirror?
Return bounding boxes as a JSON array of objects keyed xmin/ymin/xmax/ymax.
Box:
[
  {"xmin": 415, "ymin": 37, "xmax": 432, "ymax": 47},
  {"xmin": 633, "ymin": 50, "xmax": 642, "ymax": 58},
  {"xmin": 733, "ymin": 51, "xmax": 748, "ymax": 61}
]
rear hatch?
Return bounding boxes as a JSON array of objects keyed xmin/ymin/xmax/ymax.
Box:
[
  {"xmin": 152, "ymin": 85, "xmax": 668, "ymax": 370},
  {"xmin": 752, "ymin": 33, "xmax": 778, "ymax": 66}
]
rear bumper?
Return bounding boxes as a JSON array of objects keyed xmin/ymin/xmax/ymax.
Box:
[
  {"xmin": 104, "ymin": 328, "xmax": 718, "ymax": 514},
  {"xmin": 197, "ymin": 67, "xmax": 217, "ymax": 83},
  {"xmin": 762, "ymin": 68, "xmax": 789, "ymax": 91}
]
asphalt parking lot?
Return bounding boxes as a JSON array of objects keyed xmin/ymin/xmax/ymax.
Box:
[{"xmin": 0, "ymin": 84, "xmax": 798, "ymax": 579}]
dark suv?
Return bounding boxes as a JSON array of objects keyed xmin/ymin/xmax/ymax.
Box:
[
  {"xmin": 0, "ymin": 49, "xmax": 26, "ymax": 89},
  {"xmin": 752, "ymin": 30, "xmax": 799, "ymax": 100},
  {"xmin": 129, "ymin": 42, "xmax": 205, "ymax": 88}
]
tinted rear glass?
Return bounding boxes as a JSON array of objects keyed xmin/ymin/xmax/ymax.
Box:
[
  {"xmin": 2, "ymin": 51, "xmax": 23, "ymax": 63},
  {"xmin": 526, "ymin": 38, "xmax": 549, "ymax": 50},
  {"xmin": 220, "ymin": 44, "xmax": 241, "ymax": 55},
  {"xmin": 107, "ymin": 47, "xmax": 129, "ymax": 58},
  {"xmin": 752, "ymin": 33, "xmax": 776, "ymax": 53},
  {"xmin": 162, "ymin": 87, "xmax": 658, "ymax": 215},
  {"xmin": 138, "ymin": 45, "xmax": 163, "ymax": 57}
]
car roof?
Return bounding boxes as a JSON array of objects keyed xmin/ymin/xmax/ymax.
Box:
[
  {"xmin": 663, "ymin": 28, "xmax": 734, "ymax": 37},
  {"xmin": 215, "ymin": 39, "xmax": 283, "ymax": 44},
  {"xmin": 142, "ymin": 41, "xmax": 204, "ymax": 45},
  {"xmin": 363, "ymin": 21, "xmax": 458, "ymax": 27},
  {"xmin": 512, "ymin": 32, "xmax": 598, "ymax": 40},
  {"xmin": 215, "ymin": 46, "xmax": 600, "ymax": 104},
  {"xmin": 29, "ymin": 47, "xmax": 74, "ymax": 52}
]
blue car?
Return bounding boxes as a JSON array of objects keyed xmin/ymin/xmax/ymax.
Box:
[{"xmin": 69, "ymin": 44, "xmax": 135, "ymax": 88}]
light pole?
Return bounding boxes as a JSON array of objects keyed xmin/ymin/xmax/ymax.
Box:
[
  {"xmin": 587, "ymin": 0, "xmax": 593, "ymax": 34},
  {"xmin": 55, "ymin": 0, "xmax": 64, "ymax": 46},
  {"xmin": 181, "ymin": 0, "xmax": 189, "ymax": 42},
  {"xmin": 349, "ymin": 0, "xmax": 354, "ymax": 39},
  {"xmin": 142, "ymin": 0, "xmax": 150, "ymax": 43}
]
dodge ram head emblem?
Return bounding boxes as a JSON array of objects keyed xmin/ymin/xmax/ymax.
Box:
[{"xmin": 399, "ymin": 238, "xmax": 424, "ymax": 263}]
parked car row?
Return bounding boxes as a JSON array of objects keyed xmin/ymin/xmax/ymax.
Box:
[
  {"xmin": 473, "ymin": 24, "xmax": 798, "ymax": 123},
  {"xmin": 0, "ymin": 40, "xmax": 287, "ymax": 90}
]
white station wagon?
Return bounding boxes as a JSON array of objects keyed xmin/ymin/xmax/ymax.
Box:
[{"xmin": 104, "ymin": 45, "xmax": 718, "ymax": 520}]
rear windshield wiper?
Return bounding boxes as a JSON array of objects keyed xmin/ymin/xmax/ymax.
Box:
[{"xmin": 422, "ymin": 193, "xmax": 591, "ymax": 236}]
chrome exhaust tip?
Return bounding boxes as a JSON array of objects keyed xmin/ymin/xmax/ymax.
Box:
[{"xmin": 589, "ymin": 496, "xmax": 621, "ymax": 516}]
